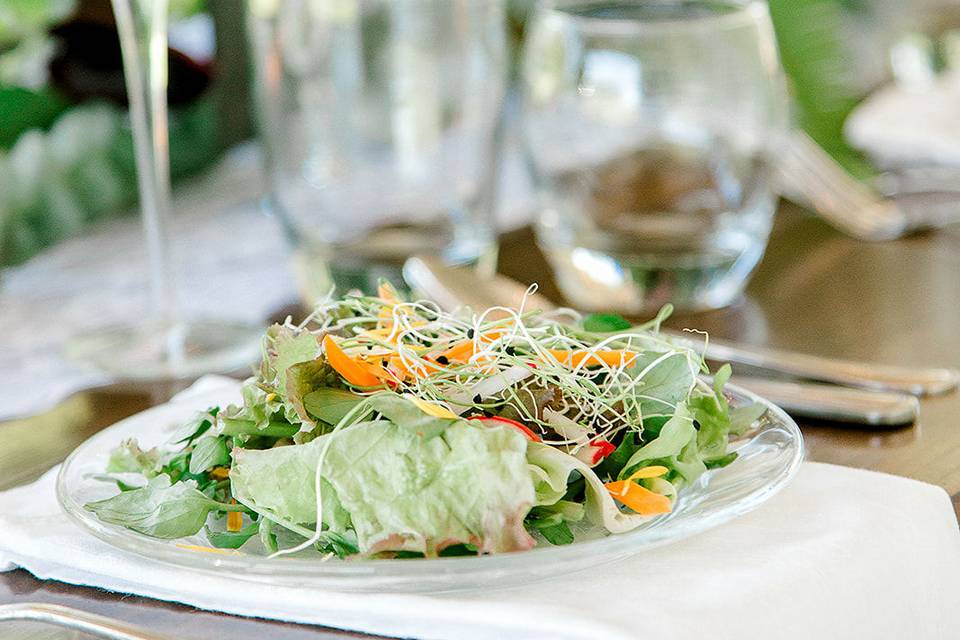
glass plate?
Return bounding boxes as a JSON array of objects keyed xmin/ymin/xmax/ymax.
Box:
[{"xmin": 57, "ymin": 382, "xmax": 803, "ymax": 593}]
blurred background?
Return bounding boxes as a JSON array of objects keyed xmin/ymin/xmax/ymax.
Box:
[
  {"xmin": 3, "ymin": 0, "xmax": 960, "ymax": 425},
  {"xmin": 2, "ymin": 0, "xmax": 958, "ymax": 267}
]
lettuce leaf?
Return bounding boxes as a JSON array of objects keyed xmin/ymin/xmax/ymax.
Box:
[
  {"xmin": 303, "ymin": 388, "xmax": 365, "ymax": 426},
  {"xmin": 688, "ymin": 365, "xmax": 766, "ymax": 468},
  {"xmin": 84, "ymin": 475, "xmax": 232, "ymax": 539},
  {"xmin": 620, "ymin": 404, "xmax": 698, "ymax": 480},
  {"xmin": 231, "ymin": 416, "xmax": 537, "ymax": 556},
  {"xmin": 229, "ymin": 434, "xmax": 350, "ymax": 531},
  {"xmin": 527, "ymin": 443, "xmax": 661, "ymax": 534},
  {"xmin": 106, "ymin": 438, "xmax": 164, "ymax": 478},
  {"xmin": 623, "ymin": 350, "xmax": 698, "ymax": 417}
]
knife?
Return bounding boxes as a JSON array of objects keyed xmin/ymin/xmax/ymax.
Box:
[{"xmin": 403, "ymin": 256, "xmax": 957, "ymax": 396}]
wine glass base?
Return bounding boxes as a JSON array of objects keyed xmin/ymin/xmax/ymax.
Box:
[{"xmin": 67, "ymin": 319, "xmax": 263, "ymax": 381}]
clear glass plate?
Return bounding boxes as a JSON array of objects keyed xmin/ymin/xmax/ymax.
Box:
[{"xmin": 57, "ymin": 382, "xmax": 803, "ymax": 593}]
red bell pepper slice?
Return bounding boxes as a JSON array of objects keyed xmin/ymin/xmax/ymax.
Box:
[
  {"xmin": 589, "ymin": 439, "xmax": 616, "ymax": 464},
  {"xmin": 469, "ymin": 416, "xmax": 541, "ymax": 442}
]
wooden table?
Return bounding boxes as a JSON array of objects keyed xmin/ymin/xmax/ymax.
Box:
[{"xmin": 2, "ymin": 204, "xmax": 958, "ymax": 638}]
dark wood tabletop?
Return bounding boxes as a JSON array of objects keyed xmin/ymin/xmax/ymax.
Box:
[{"xmin": 2, "ymin": 203, "xmax": 959, "ymax": 638}]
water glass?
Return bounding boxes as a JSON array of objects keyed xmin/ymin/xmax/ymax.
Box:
[
  {"xmin": 248, "ymin": 0, "xmax": 508, "ymax": 299},
  {"xmin": 521, "ymin": 0, "xmax": 787, "ymax": 313}
]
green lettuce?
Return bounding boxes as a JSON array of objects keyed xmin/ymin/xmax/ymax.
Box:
[
  {"xmin": 623, "ymin": 350, "xmax": 698, "ymax": 417},
  {"xmin": 527, "ymin": 444, "xmax": 661, "ymax": 535},
  {"xmin": 85, "ymin": 475, "xmax": 243, "ymax": 539},
  {"xmin": 619, "ymin": 404, "xmax": 705, "ymax": 484},
  {"xmin": 231, "ymin": 412, "xmax": 537, "ymax": 556}
]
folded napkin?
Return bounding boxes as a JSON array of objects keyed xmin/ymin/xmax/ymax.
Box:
[
  {"xmin": 845, "ymin": 72, "xmax": 960, "ymax": 168},
  {"xmin": 2, "ymin": 378, "xmax": 959, "ymax": 640}
]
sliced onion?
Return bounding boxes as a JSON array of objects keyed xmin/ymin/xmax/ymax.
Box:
[
  {"xmin": 542, "ymin": 408, "xmax": 592, "ymax": 445},
  {"xmin": 449, "ymin": 365, "xmax": 533, "ymax": 415}
]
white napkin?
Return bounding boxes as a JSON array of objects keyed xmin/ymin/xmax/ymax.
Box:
[
  {"xmin": 2, "ymin": 378, "xmax": 959, "ymax": 640},
  {"xmin": 845, "ymin": 72, "xmax": 960, "ymax": 168}
]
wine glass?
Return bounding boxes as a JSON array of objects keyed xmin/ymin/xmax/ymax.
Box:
[{"xmin": 68, "ymin": 0, "xmax": 261, "ymax": 380}]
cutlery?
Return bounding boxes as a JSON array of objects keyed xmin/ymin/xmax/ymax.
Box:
[
  {"xmin": 661, "ymin": 330, "xmax": 958, "ymax": 397},
  {"xmin": 404, "ymin": 255, "xmax": 958, "ymax": 397},
  {"xmin": 0, "ymin": 603, "xmax": 169, "ymax": 640},
  {"xmin": 728, "ymin": 377, "xmax": 918, "ymax": 426},
  {"xmin": 403, "ymin": 256, "xmax": 935, "ymax": 425},
  {"xmin": 777, "ymin": 131, "xmax": 960, "ymax": 241}
]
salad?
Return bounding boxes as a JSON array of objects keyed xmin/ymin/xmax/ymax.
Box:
[{"xmin": 86, "ymin": 283, "xmax": 764, "ymax": 559}]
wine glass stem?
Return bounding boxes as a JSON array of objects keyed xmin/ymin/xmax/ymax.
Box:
[{"xmin": 112, "ymin": 0, "xmax": 181, "ymax": 348}]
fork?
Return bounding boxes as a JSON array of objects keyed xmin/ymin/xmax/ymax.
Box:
[{"xmin": 777, "ymin": 131, "xmax": 960, "ymax": 240}]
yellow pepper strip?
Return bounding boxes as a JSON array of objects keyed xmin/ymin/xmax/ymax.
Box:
[
  {"xmin": 209, "ymin": 467, "xmax": 230, "ymax": 481},
  {"xmin": 323, "ymin": 335, "xmax": 382, "ymax": 387},
  {"xmin": 604, "ymin": 480, "xmax": 673, "ymax": 515},
  {"xmin": 227, "ymin": 500, "xmax": 243, "ymax": 532},
  {"xmin": 175, "ymin": 543, "xmax": 240, "ymax": 555},
  {"xmin": 625, "ymin": 465, "xmax": 670, "ymax": 482},
  {"xmin": 547, "ymin": 349, "xmax": 638, "ymax": 369},
  {"xmin": 404, "ymin": 394, "xmax": 458, "ymax": 419}
]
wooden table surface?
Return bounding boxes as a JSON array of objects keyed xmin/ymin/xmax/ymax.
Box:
[{"xmin": 2, "ymin": 203, "xmax": 958, "ymax": 638}]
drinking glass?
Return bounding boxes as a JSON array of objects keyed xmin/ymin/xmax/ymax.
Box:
[
  {"xmin": 521, "ymin": 0, "xmax": 787, "ymax": 313},
  {"xmin": 68, "ymin": 0, "xmax": 261, "ymax": 380},
  {"xmin": 247, "ymin": 0, "xmax": 508, "ymax": 299}
]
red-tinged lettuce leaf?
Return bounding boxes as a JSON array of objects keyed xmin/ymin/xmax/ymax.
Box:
[{"xmin": 231, "ymin": 416, "xmax": 537, "ymax": 556}]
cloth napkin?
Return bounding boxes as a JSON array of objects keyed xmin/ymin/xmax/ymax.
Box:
[
  {"xmin": 845, "ymin": 72, "xmax": 960, "ymax": 168},
  {"xmin": 2, "ymin": 378, "xmax": 959, "ymax": 640}
]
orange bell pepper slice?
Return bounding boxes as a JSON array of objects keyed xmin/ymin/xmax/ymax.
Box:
[
  {"xmin": 439, "ymin": 330, "xmax": 506, "ymax": 363},
  {"xmin": 548, "ymin": 349, "xmax": 638, "ymax": 369},
  {"xmin": 605, "ymin": 475, "xmax": 672, "ymax": 516},
  {"xmin": 323, "ymin": 335, "xmax": 382, "ymax": 387}
]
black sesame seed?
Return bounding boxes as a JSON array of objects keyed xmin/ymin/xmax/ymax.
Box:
[
  {"xmin": 473, "ymin": 394, "xmax": 482, "ymax": 404},
  {"xmin": 467, "ymin": 328, "xmax": 475, "ymax": 339},
  {"xmin": 505, "ymin": 346, "xmax": 516, "ymax": 356},
  {"xmin": 436, "ymin": 355, "xmax": 449, "ymax": 365}
]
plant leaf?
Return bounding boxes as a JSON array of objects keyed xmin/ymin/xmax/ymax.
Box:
[
  {"xmin": 85, "ymin": 475, "xmax": 225, "ymax": 539},
  {"xmin": 594, "ymin": 432, "xmax": 641, "ymax": 482},
  {"xmin": 259, "ymin": 517, "xmax": 278, "ymax": 553},
  {"xmin": 366, "ymin": 392, "xmax": 457, "ymax": 440},
  {"xmin": 204, "ymin": 522, "xmax": 258, "ymax": 549},
  {"xmin": 538, "ymin": 520, "xmax": 575, "ymax": 545},
  {"xmin": 188, "ymin": 436, "xmax": 230, "ymax": 475},
  {"xmin": 105, "ymin": 438, "xmax": 164, "ymax": 478},
  {"xmin": 582, "ymin": 313, "xmax": 632, "ymax": 333},
  {"xmin": 303, "ymin": 388, "xmax": 365, "ymax": 426},
  {"xmin": 624, "ymin": 351, "xmax": 698, "ymax": 417},
  {"xmin": 231, "ymin": 418, "xmax": 536, "ymax": 556},
  {"xmin": 620, "ymin": 404, "xmax": 699, "ymax": 481},
  {"xmin": 173, "ymin": 407, "xmax": 219, "ymax": 445}
]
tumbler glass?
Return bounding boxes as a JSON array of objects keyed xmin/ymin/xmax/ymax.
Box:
[
  {"xmin": 521, "ymin": 0, "xmax": 787, "ymax": 313},
  {"xmin": 247, "ymin": 0, "xmax": 508, "ymax": 299}
]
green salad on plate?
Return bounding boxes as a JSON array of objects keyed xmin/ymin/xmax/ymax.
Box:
[{"xmin": 86, "ymin": 283, "xmax": 763, "ymax": 559}]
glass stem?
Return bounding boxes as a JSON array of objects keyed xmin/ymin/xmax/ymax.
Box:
[{"xmin": 112, "ymin": 0, "xmax": 181, "ymax": 352}]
